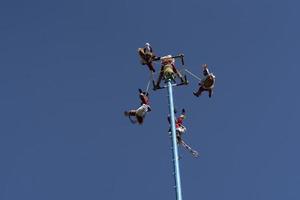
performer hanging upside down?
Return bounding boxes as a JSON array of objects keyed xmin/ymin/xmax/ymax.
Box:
[
  {"xmin": 168, "ymin": 109, "xmax": 187, "ymax": 141},
  {"xmin": 124, "ymin": 89, "xmax": 151, "ymax": 125},
  {"xmin": 138, "ymin": 43, "xmax": 157, "ymax": 72},
  {"xmin": 154, "ymin": 55, "xmax": 186, "ymax": 90},
  {"xmin": 168, "ymin": 109, "xmax": 198, "ymax": 157},
  {"xmin": 193, "ymin": 64, "xmax": 216, "ymax": 98}
]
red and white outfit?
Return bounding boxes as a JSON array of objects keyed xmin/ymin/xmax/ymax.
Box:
[
  {"xmin": 125, "ymin": 90, "xmax": 151, "ymax": 124},
  {"xmin": 175, "ymin": 115, "xmax": 186, "ymax": 135}
]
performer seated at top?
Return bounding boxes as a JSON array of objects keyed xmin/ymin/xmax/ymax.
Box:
[
  {"xmin": 154, "ymin": 55, "xmax": 186, "ymax": 90},
  {"xmin": 193, "ymin": 64, "xmax": 216, "ymax": 98},
  {"xmin": 138, "ymin": 43, "xmax": 157, "ymax": 72},
  {"xmin": 124, "ymin": 89, "xmax": 151, "ymax": 125}
]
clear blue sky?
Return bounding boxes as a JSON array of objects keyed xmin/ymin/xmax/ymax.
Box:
[{"xmin": 0, "ymin": 0, "xmax": 299, "ymax": 199}]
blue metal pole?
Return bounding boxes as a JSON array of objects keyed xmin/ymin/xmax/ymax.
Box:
[{"xmin": 167, "ymin": 79, "xmax": 183, "ymax": 200}]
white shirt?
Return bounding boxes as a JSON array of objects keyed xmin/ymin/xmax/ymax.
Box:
[{"xmin": 136, "ymin": 104, "xmax": 150, "ymax": 117}]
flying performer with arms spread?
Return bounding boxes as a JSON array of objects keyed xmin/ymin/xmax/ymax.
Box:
[
  {"xmin": 124, "ymin": 89, "xmax": 151, "ymax": 125},
  {"xmin": 138, "ymin": 43, "xmax": 157, "ymax": 73},
  {"xmin": 168, "ymin": 108, "xmax": 198, "ymax": 157},
  {"xmin": 193, "ymin": 64, "xmax": 216, "ymax": 98}
]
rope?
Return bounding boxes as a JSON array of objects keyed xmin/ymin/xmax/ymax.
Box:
[
  {"xmin": 145, "ymin": 72, "xmax": 154, "ymax": 93},
  {"xmin": 184, "ymin": 69, "xmax": 202, "ymax": 81},
  {"xmin": 146, "ymin": 79, "xmax": 151, "ymax": 93}
]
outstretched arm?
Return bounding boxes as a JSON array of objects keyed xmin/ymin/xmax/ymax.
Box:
[
  {"xmin": 181, "ymin": 108, "xmax": 186, "ymax": 115},
  {"xmin": 177, "ymin": 109, "xmax": 186, "ymax": 124}
]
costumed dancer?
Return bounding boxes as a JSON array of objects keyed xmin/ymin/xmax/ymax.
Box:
[
  {"xmin": 124, "ymin": 89, "xmax": 151, "ymax": 125},
  {"xmin": 138, "ymin": 43, "xmax": 157, "ymax": 72},
  {"xmin": 193, "ymin": 64, "xmax": 216, "ymax": 98},
  {"xmin": 154, "ymin": 55, "xmax": 185, "ymax": 90},
  {"xmin": 168, "ymin": 109, "xmax": 198, "ymax": 157}
]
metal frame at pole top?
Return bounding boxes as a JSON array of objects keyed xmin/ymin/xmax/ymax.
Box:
[{"xmin": 167, "ymin": 79, "xmax": 183, "ymax": 200}]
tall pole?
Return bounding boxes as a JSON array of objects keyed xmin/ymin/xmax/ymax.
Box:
[{"xmin": 167, "ymin": 79, "xmax": 183, "ymax": 200}]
